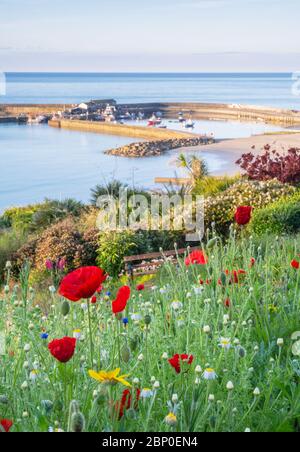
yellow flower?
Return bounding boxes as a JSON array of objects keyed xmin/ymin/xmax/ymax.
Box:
[
  {"xmin": 165, "ymin": 412, "xmax": 177, "ymax": 426},
  {"xmin": 88, "ymin": 368, "xmax": 131, "ymax": 387}
]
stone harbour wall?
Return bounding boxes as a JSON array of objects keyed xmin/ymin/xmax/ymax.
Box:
[
  {"xmin": 49, "ymin": 119, "xmax": 191, "ymax": 140},
  {"xmin": 105, "ymin": 136, "xmax": 214, "ymax": 158}
]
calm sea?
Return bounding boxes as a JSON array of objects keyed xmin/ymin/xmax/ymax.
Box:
[
  {"xmin": 1, "ymin": 72, "xmax": 298, "ymax": 109},
  {"xmin": 0, "ymin": 73, "xmax": 295, "ymax": 211}
]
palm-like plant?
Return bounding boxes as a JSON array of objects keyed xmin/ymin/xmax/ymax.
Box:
[
  {"xmin": 30, "ymin": 199, "xmax": 86, "ymax": 231},
  {"xmin": 176, "ymin": 154, "xmax": 209, "ymax": 181}
]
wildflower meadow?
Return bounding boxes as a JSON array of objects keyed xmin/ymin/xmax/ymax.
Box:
[{"xmin": 1, "ymin": 223, "xmax": 300, "ymax": 433}]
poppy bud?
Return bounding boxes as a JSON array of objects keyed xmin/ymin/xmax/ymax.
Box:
[
  {"xmin": 41, "ymin": 400, "xmax": 53, "ymax": 414},
  {"xmin": 238, "ymin": 347, "xmax": 246, "ymax": 358},
  {"xmin": 0, "ymin": 395, "xmax": 9, "ymax": 405},
  {"xmin": 220, "ymin": 272, "xmax": 227, "ymax": 286},
  {"xmin": 61, "ymin": 301, "xmax": 70, "ymax": 317},
  {"xmin": 144, "ymin": 315, "xmax": 152, "ymax": 325},
  {"xmin": 69, "ymin": 400, "xmax": 85, "ymax": 432},
  {"xmin": 129, "ymin": 336, "xmax": 139, "ymax": 351},
  {"xmin": 70, "ymin": 412, "xmax": 85, "ymax": 432},
  {"xmin": 206, "ymin": 237, "xmax": 218, "ymax": 249},
  {"xmin": 121, "ymin": 345, "xmax": 131, "ymax": 363}
]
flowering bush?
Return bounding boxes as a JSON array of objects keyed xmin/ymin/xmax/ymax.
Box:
[
  {"xmin": 236, "ymin": 148, "xmax": 300, "ymax": 185},
  {"xmin": 204, "ymin": 179, "xmax": 295, "ymax": 233},
  {"xmin": 33, "ymin": 219, "xmax": 99, "ymax": 272}
]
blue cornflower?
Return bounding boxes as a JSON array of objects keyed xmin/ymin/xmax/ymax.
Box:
[
  {"xmin": 122, "ymin": 317, "xmax": 129, "ymax": 326},
  {"xmin": 40, "ymin": 333, "xmax": 49, "ymax": 340}
]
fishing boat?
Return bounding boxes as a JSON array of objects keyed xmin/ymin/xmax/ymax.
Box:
[
  {"xmin": 148, "ymin": 114, "xmax": 162, "ymax": 126},
  {"xmin": 17, "ymin": 114, "xmax": 28, "ymax": 124}
]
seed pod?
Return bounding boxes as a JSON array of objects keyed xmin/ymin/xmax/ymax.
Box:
[
  {"xmin": 220, "ymin": 272, "xmax": 227, "ymax": 286},
  {"xmin": 144, "ymin": 315, "xmax": 152, "ymax": 325},
  {"xmin": 121, "ymin": 345, "xmax": 131, "ymax": 363},
  {"xmin": 0, "ymin": 395, "xmax": 9, "ymax": 405},
  {"xmin": 238, "ymin": 347, "xmax": 246, "ymax": 358},
  {"xmin": 206, "ymin": 237, "xmax": 218, "ymax": 249},
  {"xmin": 41, "ymin": 399, "xmax": 53, "ymax": 414},
  {"xmin": 61, "ymin": 301, "xmax": 70, "ymax": 317},
  {"xmin": 70, "ymin": 412, "xmax": 85, "ymax": 432}
]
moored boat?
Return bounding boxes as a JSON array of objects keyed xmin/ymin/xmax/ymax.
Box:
[{"xmin": 185, "ymin": 118, "xmax": 195, "ymax": 128}]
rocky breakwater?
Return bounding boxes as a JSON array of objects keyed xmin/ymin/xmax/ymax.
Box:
[{"xmin": 106, "ymin": 136, "xmax": 214, "ymax": 157}]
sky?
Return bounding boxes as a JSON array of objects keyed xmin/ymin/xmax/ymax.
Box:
[{"xmin": 0, "ymin": 0, "xmax": 299, "ymax": 72}]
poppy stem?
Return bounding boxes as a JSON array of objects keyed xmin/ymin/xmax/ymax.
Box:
[{"xmin": 87, "ymin": 300, "xmax": 94, "ymax": 366}]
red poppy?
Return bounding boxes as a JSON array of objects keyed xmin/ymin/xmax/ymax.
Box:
[
  {"xmin": 234, "ymin": 206, "xmax": 252, "ymax": 226},
  {"xmin": 59, "ymin": 266, "xmax": 107, "ymax": 302},
  {"xmin": 291, "ymin": 259, "xmax": 300, "ymax": 269},
  {"xmin": 0, "ymin": 419, "xmax": 13, "ymax": 432},
  {"xmin": 168, "ymin": 354, "xmax": 194, "ymax": 374},
  {"xmin": 90, "ymin": 296, "xmax": 97, "ymax": 304},
  {"xmin": 185, "ymin": 250, "xmax": 208, "ymax": 266},
  {"xmin": 48, "ymin": 337, "xmax": 76, "ymax": 363},
  {"xmin": 117, "ymin": 388, "xmax": 141, "ymax": 419},
  {"xmin": 136, "ymin": 284, "xmax": 145, "ymax": 291},
  {"xmin": 249, "ymin": 257, "xmax": 256, "ymax": 268},
  {"xmin": 218, "ymin": 269, "xmax": 246, "ymax": 286},
  {"xmin": 232, "ymin": 269, "xmax": 246, "ymax": 284},
  {"xmin": 112, "ymin": 286, "xmax": 131, "ymax": 314},
  {"xmin": 199, "ymin": 279, "xmax": 212, "ymax": 285},
  {"xmin": 224, "ymin": 298, "xmax": 231, "ymax": 308}
]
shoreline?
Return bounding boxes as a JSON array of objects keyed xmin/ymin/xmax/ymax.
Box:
[
  {"xmin": 190, "ymin": 132, "xmax": 300, "ymax": 176},
  {"xmin": 2, "ymin": 101, "xmax": 300, "ymax": 126}
]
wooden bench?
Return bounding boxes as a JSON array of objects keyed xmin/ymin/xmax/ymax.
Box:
[{"xmin": 124, "ymin": 246, "xmax": 198, "ymax": 280}]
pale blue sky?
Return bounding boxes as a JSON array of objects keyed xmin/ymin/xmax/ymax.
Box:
[{"xmin": 0, "ymin": 0, "xmax": 299, "ymax": 71}]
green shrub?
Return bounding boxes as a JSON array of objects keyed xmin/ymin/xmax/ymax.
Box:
[
  {"xmin": 193, "ymin": 175, "xmax": 240, "ymax": 196},
  {"xmin": 3, "ymin": 205, "xmax": 40, "ymax": 234},
  {"xmin": 0, "ymin": 231, "xmax": 27, "ymax": 281},
  {"xmin": 2, "ymin": 199, "xmax": 86, "ymax": 235},
  {"xmin": 250, "ymin": 191, "xmax": 300, "ymax": 236},
  {"xmin": 96, "ymin": 228, "xmax": 188, "ymax": 279},
  {"xmin": 204, "ymin": 179, "xmax": 296, "ymax": 234},
  {"xmin": 97, "ymin": 230, "xmax": 141, "ymax": 278}
]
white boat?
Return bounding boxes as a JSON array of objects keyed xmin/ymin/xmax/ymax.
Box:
[
  {"xmin": 148, "ymin": 114, "xmax": 162, "ymax": 126},
  {"xmin": 185, "ymin": 118, "xmax": 195, "ymax": 129}
]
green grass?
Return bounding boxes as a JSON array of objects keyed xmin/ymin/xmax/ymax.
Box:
[{"xmin": 0, "ymin": 233, "xmax": 300, "ymax": 432}]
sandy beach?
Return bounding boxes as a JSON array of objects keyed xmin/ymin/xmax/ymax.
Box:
[{"xmin": 192, "ymin": 132, "xmax": 300, "ymax": 176}]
